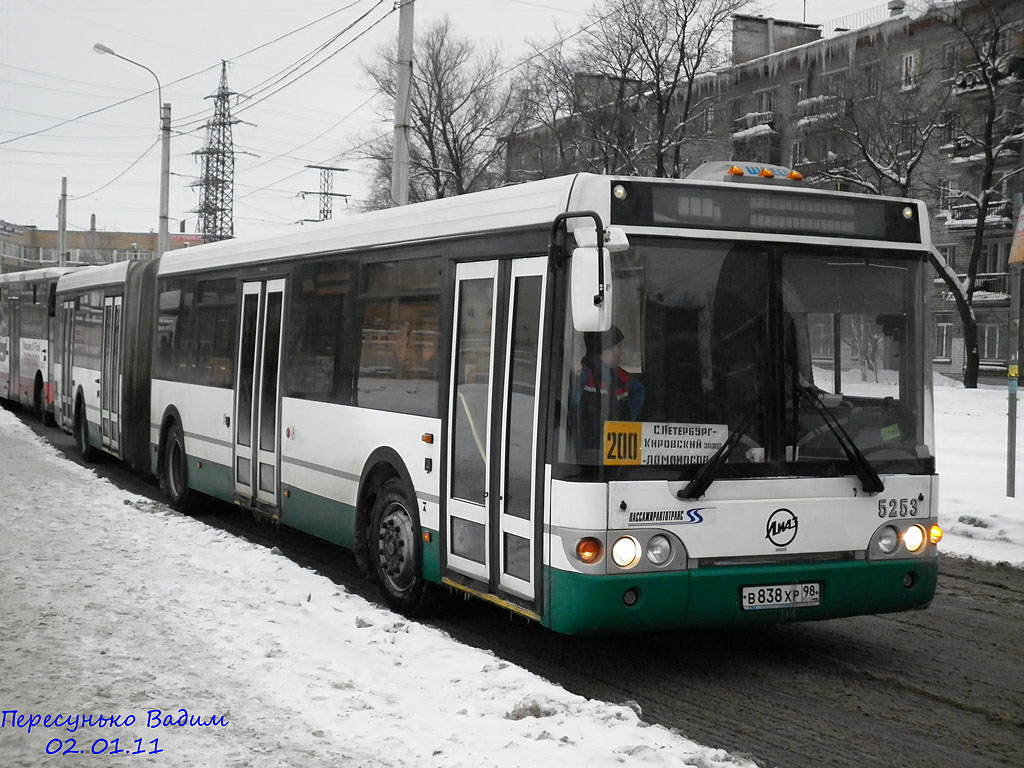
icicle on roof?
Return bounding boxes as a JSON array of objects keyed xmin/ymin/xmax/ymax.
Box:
[{"xmin": 720, "ymin": 14, "xmax": 915, "ymax": 85}]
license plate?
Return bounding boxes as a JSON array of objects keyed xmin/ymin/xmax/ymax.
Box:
[{"xmin": 741, "ymin": 582, "xmax": 821, "ymax": 610}]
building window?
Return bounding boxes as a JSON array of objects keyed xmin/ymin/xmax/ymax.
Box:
[
  {"xmin": 938, "ymin": 180, "xmax": 960, "ymax": 211},
  {"xmin": 901, "ymin": 50, "xmax": 920, "ymax": 89},
  {"xmin": 861, "ymin": 62, "xmax": 880, "ymax": 95},
  {"xmin": 934, "ymin": 315, "xmax": 953, "ymax": 362},
  {"xmin": 978, "ymin": 320, "xmax": 1006, "ymax": 363},
  {"xmin": 790, "ymin": 139, "xmax": 805, "ymax": 167},
  {"xmin": 898, "ymin": 121, "xmax": 917, "ymax": 153},
  {"xmin": 809, "ymin": 314, "xmax": 834, "ymax": 359},
  {"xmin": 701, "ymin": 105, "xmax": 714, "ymax": 134},
  {"xmin": 980, "ymin": 240, "xmax": 1010, "ymax": 274},
  {"xmin": 754, "ymin": 88, "xmax": 776, "ymax": 116},
  {"xmin": 936, "ymin": 244, "xmax": 957, "ymax": 271},
  {"xmin": 791, "ymin": 80, "xmax": 805, "ymax": 107},
  {"xmin": 940, "ymin": 111, "xmax": 960, "ymax": 144},
  {"xmin": 824, "ymin": 69, "xmax": 847, "ymax": 98},
  {"xmin": 944, "ymin": 42, "xmax": 965, "ymax": 76}
]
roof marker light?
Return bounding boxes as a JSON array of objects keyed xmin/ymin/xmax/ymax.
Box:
[
  {"xmin": 727, "ymin": 165, "xmax": 744, "ymax": 176},
  {"xmin": 758, "ymin": 168, "xmax": 775, "ymax": 178},
  {"xmin": 787, "ymin": 170, "xmax": 804, "ymax": 181}
]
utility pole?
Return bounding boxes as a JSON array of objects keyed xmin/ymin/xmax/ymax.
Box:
[
  {"xmin": 159, "ymin": 103, "xmax": 170, "ymax": 255},
  {"xmin": 1007, "ymin": 206, "xmax": 1024, "ymax": 496},
  {"xmin": 58, "ymin": 177, "xmax": 68, "ymax": 268},
  {"xmin": 391, "ymin": 0, "xmax": 415, "ymax": 207},
  {"xmin": 303, "ymin": 164, "xmax": 349, "ymax": 221}
]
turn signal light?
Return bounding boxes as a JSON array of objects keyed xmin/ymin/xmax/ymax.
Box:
[
  {"xmin": 929, "ymin": 525, "xmax": 943, "ymax": 545},
  {"xmin": 576, "ymin": 537, "xmax": 603, "ymax": 564}
]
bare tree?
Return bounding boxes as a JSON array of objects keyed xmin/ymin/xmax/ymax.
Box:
[
  {"xmin": 608, "ymin": 0, "xmax": 749, "ymax": 177},
  {"xmin": 522, "ymin": 0, "xmax": 750, "ymax": 178},
  {"xmin": 928, "ymin": 0, "xmax": 1024, "ymax": 387},
  {"xmin": 807, "ymin": 45, "xmax": 949, "ymax": 196},
  {"xmin": 357, "ymin": 16, "xmax": 532, "ymax": 207},
  {"xmin": 513, "ymin": 34, "xmax": 592, "ymax": 180}
]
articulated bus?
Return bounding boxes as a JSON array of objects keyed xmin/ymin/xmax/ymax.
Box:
[
  {"xmin": 0, "ymin": 266, "xmax": 76, "ymax": 422},
  {"xmin": 53, "ymin": 166, "xmax": 943, "ymax": 633},
  {"xmin": 55, "ymin": 259, "xmax": 156, "ymax": 472}
]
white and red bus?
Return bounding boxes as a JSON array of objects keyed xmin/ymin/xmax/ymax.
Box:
[{"xmin": 0, "ymin": 266, "xmax": 76, "ymax": 422}]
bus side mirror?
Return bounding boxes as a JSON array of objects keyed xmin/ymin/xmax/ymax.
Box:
[{"xmin": 570, "ymin": 246, "xmax": 613, "ymax": 332}]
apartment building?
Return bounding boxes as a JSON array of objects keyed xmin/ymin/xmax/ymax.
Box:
[{"xmin": 506, "ymin": 0, "xmax": 1024, "ymax": 383}]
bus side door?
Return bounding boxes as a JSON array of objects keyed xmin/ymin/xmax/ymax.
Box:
[
  {"xmin": 446, "ymin": 257, "xmax": 547, "ymax": 605},
  {"xmin": 233, "ymin": 279, "xmax": 286, "ymax": 513}
]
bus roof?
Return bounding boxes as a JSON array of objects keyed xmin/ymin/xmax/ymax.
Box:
[
  {"xmin": 158, "ymin": 175, "xmax": 582, "ymax": 276},
  {"xmin": 57, "ymin": 260, "xmax": 136, "ymax": 293},
  {"xmin": 0, "ymin": 266, "xmax": 77, "ymax": 285}
]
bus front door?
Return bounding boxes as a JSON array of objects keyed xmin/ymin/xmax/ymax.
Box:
[
  {"xmin": 100, "ymin": 295, "xmax": 122, "ymax": 453},
  {"xmin": 0, "ymin": 287, "xmax": 10, "ymax": 400},
  {"xmin": 447, "ymin": 257, "xmax": 547, "ymax": 605},
  {"xmin": 233, "ymin": 279, "xmax": 286, "ymax": 513}
]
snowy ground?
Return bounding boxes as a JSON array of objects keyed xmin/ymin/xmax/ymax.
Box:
[
  {"xmin": 0, "ymin": 383, "xmax": 1020, "ymax": 767},
  {"xmin": 931, "ymin": 379, "xmax": 1024, "ymax": 567}
]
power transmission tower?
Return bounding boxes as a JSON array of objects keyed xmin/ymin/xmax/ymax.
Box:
[
  {"xmin": 301, "ymin": 164, "xmax": 349, "ymax": 221},
  {"xmin": 192, "ymin": 61, "xmax": 238, "ymax": 243}
]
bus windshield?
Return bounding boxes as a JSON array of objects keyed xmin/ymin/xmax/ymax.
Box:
[{"xmin": 555, "ymin": 237, "xmax": 934, "ymax": 481}]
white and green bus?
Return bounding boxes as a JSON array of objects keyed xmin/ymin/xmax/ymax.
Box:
[{"xmin": 80, "ymin": 166, "xmax": 942, "ymax": 633}]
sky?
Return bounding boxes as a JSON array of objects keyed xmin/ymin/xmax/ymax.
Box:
[
  {"xmin": 0, "ymin": 373, "xmax": 1021, "ymax": 767},
  {"xmin": 0, "ymin": 0, "xmax": 892, "ymax": 241}
]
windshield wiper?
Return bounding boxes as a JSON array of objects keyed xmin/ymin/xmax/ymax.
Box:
[
  {"xmin": 797, "ymin": 384, "xmax": 884, "ymax": 494},
  {"xmin": 677, "ymin": 398, "xmax": 760, "ymax": 500}
]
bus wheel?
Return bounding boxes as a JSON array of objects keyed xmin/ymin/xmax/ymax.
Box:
[
  {"xmin": 371, "ymin": 479, "xmax": 433, "ymax": 617},
  {"xmin": 74, "ymin": 403, "xmax": 96, "ymax": 463},
  {"xmin": 162, "ymin": 421, "xmax": 194, "ymax": 511}
]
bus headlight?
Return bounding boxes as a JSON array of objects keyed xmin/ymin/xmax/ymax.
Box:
[
  {"xmin": 611, "ymin": 536, "xmax": 641, "ymax": 568},
  {"xmin": 903, "ymin": 524, "xmax": 926, "ymax": 553},
  {"xmin": 646, "ymin": 534, "xmax": 672, "ymax": 565},
  {"xmin": 878, "ymin": 526, "xmax": 900, "ymax": 554}
]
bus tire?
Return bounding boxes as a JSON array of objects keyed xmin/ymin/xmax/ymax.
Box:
[
  {"xmin": 74, "ymin": 400, "xmax": 96, "ymax": 463},
  {"xmin": 162, "ymin": 421, "xmax": 194, "ymax": 512},
  {"xmin": 371, "ymin": 479, "xmax": 435, "ymax": 617}
]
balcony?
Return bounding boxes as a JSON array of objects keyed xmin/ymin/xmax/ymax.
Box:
[
  {"xmin": 944, "ymin": 128, "xmax": 1023, "ymax": 162},
  {"xmin": 932, "ymin": 273, "xmax": 1010, "ymax": 302},
  {"xmin": 731, "ymin": 111, "xmax": 779, "ymax": 138},
  {"xmin": 944, "ymin": 198, "xmax": 1014, "ymax": 229},
  {"xmin": 793, "ymin": 155, "xmax": 852, "ymax": 177},
  {"xmin": 795, "ymin": 96, "xmax": 847, "ymax": 131},
  {"xmin": 972, "ymin": 272, "xmax": 1010, "ymax": 296}
]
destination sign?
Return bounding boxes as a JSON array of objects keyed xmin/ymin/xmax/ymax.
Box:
[{"xmin": 609, "ymin": 181, "xmax": 923, "ymax": 243}]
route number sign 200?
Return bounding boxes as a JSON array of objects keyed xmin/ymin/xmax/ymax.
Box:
[{"xmin": 877, "ymin": 497, "xmax": 920, "ymax": 518}]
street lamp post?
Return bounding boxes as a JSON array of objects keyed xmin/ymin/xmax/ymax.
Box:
[{"xmin": 93, "ymin": 43, "xmax": 170, "ymax": 256}]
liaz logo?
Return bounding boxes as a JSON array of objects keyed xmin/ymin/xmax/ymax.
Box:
[{"xmin": 765, "ymin": 508, "xmax": 798, "ymax": 547}]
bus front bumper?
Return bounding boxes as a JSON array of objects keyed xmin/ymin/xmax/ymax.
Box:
[{"xmin": 544, "ymin": 557, "xmax": 938, "ymax": 634}]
